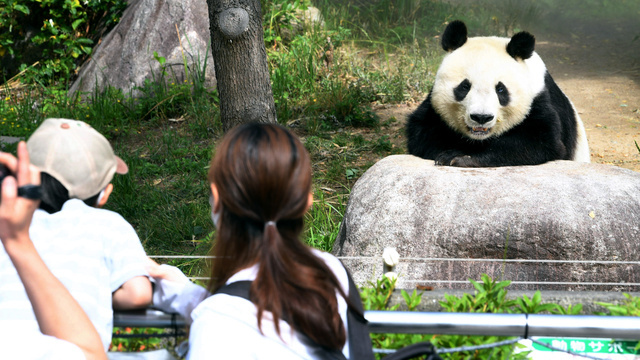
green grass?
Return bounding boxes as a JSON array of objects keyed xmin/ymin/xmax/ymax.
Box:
[{"xmin": 304, "ymin": 189, "xmax": 346, "ymax": 252}]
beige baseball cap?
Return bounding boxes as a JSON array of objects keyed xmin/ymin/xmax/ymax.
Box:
[{"xmin": 27, "ymin": 118, "xmax": 128, "ymax": 199}]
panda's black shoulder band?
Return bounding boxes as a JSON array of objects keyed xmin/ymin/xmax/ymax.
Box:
[
  {"xmin": 442, "ymin": 20, "xmax": 467, "ymax": 52},
  {"xmin": 507, "ymin": 31, "xmax": 535, "ymax": 60}
]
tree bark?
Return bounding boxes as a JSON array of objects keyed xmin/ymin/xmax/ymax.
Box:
[{"xmin": 206, "ymin": 0, "xmax": 277, "ymax": 131}]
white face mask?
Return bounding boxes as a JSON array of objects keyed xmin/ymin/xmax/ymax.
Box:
[
  {"xmin": 209, "ymin": 193, "xmax": 220, "ymax": 228},
  {"xmin": 211, "ymin": 209, "xmax": 220, "ymax": 228},
  {"xmin": 95, "ymin": 189, "xmax": 106, "ymax": 206}
]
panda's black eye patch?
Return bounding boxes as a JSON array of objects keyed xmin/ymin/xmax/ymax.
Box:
[
  {"xmin": 454, "ymin": 79, "xmax": 471, "ymax": 101},
  {"xmin": 495, "ymin": 82, "xmax": 510, "ymax": 106}
]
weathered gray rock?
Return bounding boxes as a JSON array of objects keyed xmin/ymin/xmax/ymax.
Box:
[
  {"xmin": 0, "ymin": 136, "xmax": 21, "ymax": 151},
  {"xmin": 333, "ymin": 155, "xmax": 640, "ymax": 291},
  {"xmin": 69, "ymin": 0, "xmax": 216, "ymax": 98}
]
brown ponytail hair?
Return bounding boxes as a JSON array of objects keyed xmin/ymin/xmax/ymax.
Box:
[{"xmin": 207, "ymin": 123, "xmax": 347, "ymax": 350}]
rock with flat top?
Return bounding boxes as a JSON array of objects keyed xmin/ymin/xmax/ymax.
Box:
[{"xmin": 333, "ymin": 155, "xmax": 640, "ymax": 291}]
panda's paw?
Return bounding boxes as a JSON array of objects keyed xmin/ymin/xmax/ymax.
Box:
[
  {"xmin": 449, "ymin": 155, "xmax": 477, "ymax": 167},
  {"xmin": 435, "ymin": 150, "xmax": 468, "ymax": 166}
]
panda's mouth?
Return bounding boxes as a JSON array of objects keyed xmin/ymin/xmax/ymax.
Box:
[{"xmin": 468, "ymin": 126, "xmax": 491, "ymax": 136}]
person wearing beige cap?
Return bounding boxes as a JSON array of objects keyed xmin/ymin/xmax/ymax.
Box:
[
  {"xmin": 0, "ymin": 142, "xmax": 106, "ymax": 360},
  {"xmin": 27, "ymin": 118, "xmax": 129, "ymax": 212},
  {"xmin": 0, "ymin": 118, "xmax": 152, "ymax": 354}
]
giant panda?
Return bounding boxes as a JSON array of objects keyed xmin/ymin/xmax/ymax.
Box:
[{"xmin": 406, "ymin": 20, "xmax": 590, "ymax": 167}]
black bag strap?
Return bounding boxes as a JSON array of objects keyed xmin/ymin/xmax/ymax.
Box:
[
  {"xmin": 214, "ymin": 280, "xmax": 252, "ymax": 301},
  {"xmin": 342, "ymin": 264, "xmax": 375, "ymax": 360}
]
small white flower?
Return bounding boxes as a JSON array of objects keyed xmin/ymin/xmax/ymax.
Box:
[
  {"xmin": 49, "ymin": 19, "xmax": 54, "ymax": 27},
  {"xmin": 383, "ymin": 247, "xmax": 400, "ymax": 267}
]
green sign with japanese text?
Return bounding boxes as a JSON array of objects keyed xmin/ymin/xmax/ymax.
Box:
[{"xmin": 532, "ymin": 338, "xmax": 640, "ymax": 355}]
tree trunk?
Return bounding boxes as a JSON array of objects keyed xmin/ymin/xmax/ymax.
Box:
[{"xmin": 206, "ymin": 0, "xmax": 277, "ymax": 131}]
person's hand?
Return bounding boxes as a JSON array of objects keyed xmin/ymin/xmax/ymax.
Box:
[
  {"xmin": 145, "ymin": 258, "xmax": 189, "ymax": 283},
  {"xmin": 0, "ymin": 141, "xmax": 41, "ymax": 248}
]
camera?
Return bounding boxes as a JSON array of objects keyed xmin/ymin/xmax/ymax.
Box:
[
  {"xmin": 0, "ymin": 163, "xmax": 12, "ymax": 182},
  {"xmin": 0, "ymin": 164, "xmax": 13, "ymax": 197}
]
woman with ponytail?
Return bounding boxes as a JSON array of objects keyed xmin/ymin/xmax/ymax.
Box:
[{"xmin": 148, "ymin": 123, "xmax": 355, "ymax": 359}]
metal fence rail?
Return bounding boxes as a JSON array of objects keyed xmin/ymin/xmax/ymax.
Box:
[
  {"xmin": 366, "ymin": 311, "xmax": 640, "ymax": 340},
  {"xmin": 147, "ymin": 255, "xmax": 640, "ymax": 290},
  {"xmin": 114, "ymin": 309, "xmax": 640, "ymax": 340}
]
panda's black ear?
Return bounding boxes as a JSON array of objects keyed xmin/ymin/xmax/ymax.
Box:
[
  {"xmin": 441, "ymin": 20, "xmax": 467, "ymax": 52},
  {"xmin": 507, "ymin": 31, "xmax": 535, "ymax": 60}
]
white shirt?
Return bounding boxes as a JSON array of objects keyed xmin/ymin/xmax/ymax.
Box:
[
  {"xmin": 0, "ymin": 329, "xmax": 85, "ymax": 360},
  {"xmin": 151, "ymin": 249, "xmax": 350, "ymax": 359},
  {"xmin": 0, "ymin": 199, "xmax": 149, "ymax": 354}
]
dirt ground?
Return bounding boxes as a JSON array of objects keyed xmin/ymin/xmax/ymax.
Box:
[{"xmin": 377, "ymin": 14, "xmax": 640, "ymax": 172}]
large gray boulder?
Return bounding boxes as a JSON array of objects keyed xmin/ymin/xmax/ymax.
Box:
[
  {"xmin": 333, "ymin": 155, "xmax": 640, "ymax": 291},
  {"xmin": 69, "ymin": 0, "xmax": 215, "ymax": 97}
]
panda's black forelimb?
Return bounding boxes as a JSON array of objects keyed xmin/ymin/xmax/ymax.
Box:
[{"xmin": 406, "ymin": 94, "xmax": 467, "ymax": 161}]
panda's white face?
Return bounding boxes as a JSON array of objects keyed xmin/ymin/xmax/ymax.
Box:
[{"xmin": 431, "ymin": 36, "xmax": 547, "ymax": 140}]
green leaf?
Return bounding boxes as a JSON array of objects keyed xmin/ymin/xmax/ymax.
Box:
[
  {"xmin": 14, "ymin": 4, "xmax": 31, "ymax": 14},
  {"xmin": 482, "ymin": 273, "xmax": 492, "ymax": 281},
  {"xmin": 71, "ymin": 18, "xmax": 84, "ymax": 30},
  {"xmin": 494, "ymin": 280, "xmax": 511, "ymax": 291},
  {"xmin": 532, "ymin": 290, "xmax": 542, "ymax": 305},
  {"xmin": 605, "ymin": 305, "xmax": 628, "ymax": 315},
  {"xmin": 470, "ymin": 278, "xmax": 484, "ymax": 293},
  {"xmin": 533, "ymin": 303, "xmax": 557, "ymax": 313},
  {"xmin": 571, "ymin": 304, "xmax": 583, "ymax": 314},
  {"xmin": 153, "ymin": 51, "xmax": 166, "ymax": 66},
  {"xmin": 76, "ymin": 38, "xmax": 93, "ymax": 45},
  {"xmin": 345, "ymin": 168, "xmax": 356, "ymax": 179},
  {"xmin": 401, "ymin": 290, "xmax": 411, "ymax": 305}
]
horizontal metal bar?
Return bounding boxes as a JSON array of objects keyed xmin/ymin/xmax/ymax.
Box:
[
  {"xmin": 148, "ymin": 255, "xmax": 640, "ymax": 266},
  {"xmin": 112, "ymin": 332, "xmax": 186, "ymax": 339},
  {"xmin": 113, "ymin": 310, "xmax": 640, "ymax": 341},
  {"xmin": 398, "ymin": 280, "xmax": 640, "ymax": 286},
  {"xmin": 365, "ymin": 311, "xmax": 640, "ymax": 340},
  {"xmin": 365, "ymin": 311, "xmax": 527, "ymax": 337},
  {"xmin": 114, "ymin": 309, "xmax": 186, "ymax": 328},
  {"xmin": 527, "ymin": 314, "xmax": 640, "ymax": 340}
]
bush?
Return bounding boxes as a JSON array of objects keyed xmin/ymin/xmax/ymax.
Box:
[
  {"xmin": 0, "ymin": 0, "xmax": 127, "ymax": 82},
  {"xmin": 360, "ymin": 274, "xmax": 583, "ymax": 359}
]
